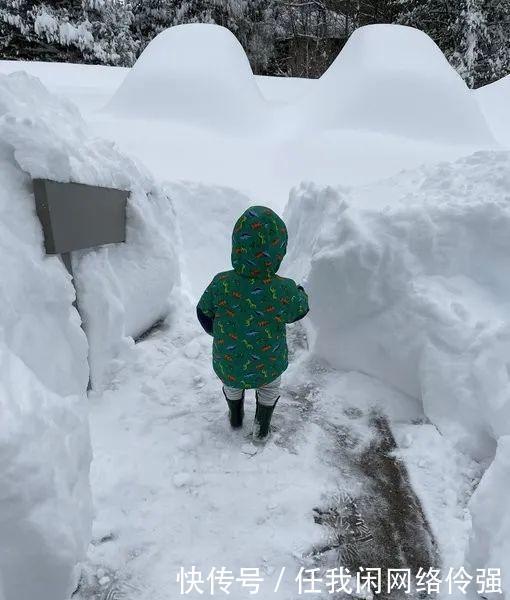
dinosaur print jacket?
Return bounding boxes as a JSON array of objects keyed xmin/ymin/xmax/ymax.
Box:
[{"xmin": 197, "ymin": 206, "xmax": 309, "ymax": 389}]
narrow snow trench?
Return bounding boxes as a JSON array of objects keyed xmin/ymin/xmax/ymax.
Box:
[{"xmin": 74, "ymin": 220, "xmax": 474, "ymax": 600}]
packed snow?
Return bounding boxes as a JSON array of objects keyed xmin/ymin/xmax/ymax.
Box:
[
  {"xmin": 0, "ymin": 70, "xmax": 180, "ymax": 389},
  {"xmin": 0, "ymin": 69, "xmax": 180, "ymax": 600},
  {"xmin": 284, "ymin": 150, "xmax": 510, "ymax": 583},
  {"xmin": 1, "ymin": 20, "xmax": 509, "ymax": 600},
  {"xmin": 0, "ymin": 72, "xmax": 91, "ymax": 600}
]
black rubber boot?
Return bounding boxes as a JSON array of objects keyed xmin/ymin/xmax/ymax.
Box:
[
  {"xmin": 223, "ymin": 389, "xmax": 245, "ymax": 429},
  {"xmin": 253, "ymin": 395, "xmax": 279, "ymax": 443}
]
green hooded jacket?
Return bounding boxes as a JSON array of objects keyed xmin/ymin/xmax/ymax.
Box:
[{"xmin": 197, "ymin": 206, "xmax": 309, "ymax": 389}]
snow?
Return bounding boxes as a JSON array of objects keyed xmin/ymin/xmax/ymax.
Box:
[
  {"xmin": 284, "ymin": 150, "xmax": 510, "ymax": 584},
  {"xmin": 0, "ymin": 71, "xmax": 180, "ymax": 389},
  {"xmin": 286, "ymin": 152, "xmax": 510, "ymax": 458},
  {"xmin": 107, "ymin": 24, "xmax": 268, "ymax": 131},
  {"xmin": 1, "ymin": 21, "xmax": 510, "ymax": 599},
  {"xmin": 476, "ymin": 75, "xmax": 510, "ymax": 147},
  {"xmin": 0, "ymin": 26, "xmax": 495, "ymax": 209},
  {"xmin": 256, "ymin": 75, "xmax": 315, "ymax": 104},
  {"xmin": 166, "ymin": 181, "xmax": 252, "ymax": 297},
  {"xmin": 297, "ymin": 25, "xmax": 494, "ymax": 145},
  {"xmin": 74, "ymin": 177, "xmax": 179, "ymax": 389},
  {"xmin": 467, "ymin": 436, "xmax": 510, "ymax": 592},
  {"xmin": 78, "ymin": 293, "xmax": 455, "ymax": 600},
  {"xmin": 0, "ymin": 68, "xmax": 180, "ymax": 600},
  {"xmin": 0, "ymin": 60, "xmax": 128, "ymax": 112},
  {"xmin": 0, "ymin": 72, "xmax": 91, "ymax": 600}
]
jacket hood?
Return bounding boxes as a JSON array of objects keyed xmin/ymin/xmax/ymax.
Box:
[{"xmin": 231, "ymin": 206, "xmax": 288, "ymax": 279}]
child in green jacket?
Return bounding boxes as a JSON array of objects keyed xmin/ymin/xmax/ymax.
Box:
[{"xmin": 197, "ymin": 206, "xmax": 309, "ymax": 443}]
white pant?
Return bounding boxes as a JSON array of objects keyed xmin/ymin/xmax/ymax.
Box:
[{"xmin": 223, "ymin": 376, "xmax": 281, "ymax": 407}]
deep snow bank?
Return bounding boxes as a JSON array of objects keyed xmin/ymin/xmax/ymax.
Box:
[
  {"xmin": 107, "ymin": 24, "xmax": 268, "ymax": 131},
  {"xmin": 0, "ymin": 70, "xmax": 180, "ymax": 389},
  {"xmin": 298, "ymin": 25, "xmax": 494, "ymax": 145},
  {"xmin": 0, "ymin": 73, "xmax": 91, "ymax": 600},
  {"xmin": 0, "ymin": 70, "xmax": 180, "ymax": 599},
  {"xmin": 476, "ymin": 75, "xmax": 510, "ymax": 148},
  {"xmin": 286, "ymin": 151, "xmax": 510, "ymax": 459},
  {"xmin": 284, "ymin": 150, "xmax": 510, "ymax": 581}
]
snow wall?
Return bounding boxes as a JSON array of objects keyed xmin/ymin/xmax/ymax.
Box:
[
  {"xmin": 0, "ymin": 72, "xmax": 91, "ymax": 600},
  {"xmin": 1, "ymin": 69, "xmax": 181, "ymax": 390},
  {"xmin": 284, "ymin": 150, "xmax": 510, "ymax": 588},
  {"xmin": 0, "ymin": 71, "xmax": 179, "ymax": 600},
  {"xmin": 107, "ymin": 24, "xmax": 268, "ymax": 132},
  {"xmin": 298, "ymin": 25, "xmax": 494, "ymax": 146}
]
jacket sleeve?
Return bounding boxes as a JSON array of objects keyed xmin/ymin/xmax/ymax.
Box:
[
  {"xmin": 284, "ymin": 283, "xmax": 309, "ymax": 324},
  {"xmin": 196, "ymin": 279, "xmax": 216, "ymax": 336}
]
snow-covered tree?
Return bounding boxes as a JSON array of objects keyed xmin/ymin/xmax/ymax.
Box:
[
  {"xmin": 484, "ymin": 0, "xmax": 510, "ymax": 86},
  {"xmin": 82, "ymin": 0, "xmax": 138, "ymax": 65},
  {"xmin": 271, "ymin": 0, "xmax": 349, "ymax": 76},
  {"xmin": 0, "ymin": 0, "xmax": 138, "ymax": 64},
  {"xmin": 449, "ymin": 0, "xmax": 490, "ymax": 87},
  {"xmin": 2, "ymin": 0, "xmax": 510, "ymax": 85},
  {"xmin": 131, "ymin": 0, "xmax": 173, "ymax": 49}
]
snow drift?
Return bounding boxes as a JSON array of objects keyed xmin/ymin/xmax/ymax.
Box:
[
  {"xmin": 298, "ymin": 25, "xmax": 494, "ymax": 145},
  {"xmin": 284, "ymin": 150, "xmax": 510, "ymax": 581},
  {"xmin": 0, "ymin": 69, "xmax": 180, "ymax": 600},
  {"xmin": 0, "ymin": 72, "xmax": 91, "ymax": 600},
  {"xmin": 0, "ymin": 70, "xmax": 180, "ymax": 389},
  {"xmin": 107, "ymin": 24, "xmax": 268, "ymax": 131}
]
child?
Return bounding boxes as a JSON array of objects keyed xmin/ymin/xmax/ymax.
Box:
[{"xmin": 196, "ymin": 206, "xmax": 309, "ymax": 443}]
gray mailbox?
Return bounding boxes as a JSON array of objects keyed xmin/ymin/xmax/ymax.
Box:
[
  {"xmin": 34, "ymin": 179, "xmax": 128, "ymax": 263},
  {"xmin": 34, "ymin": 177, "xmax": 128, "ymax": 278}
]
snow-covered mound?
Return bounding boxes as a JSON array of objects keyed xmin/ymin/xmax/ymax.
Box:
[
  {"xmin": 107, "ymin": 24, "xmax": 268, "ymax": 131},
  {"xmin": 286, "ymin": 151, "xmax": 510, "ymax": 459},
  {"xmin": 0, "ymin": 71, "xmax": 180, "ymax": 389},
  {"xmin": 0, "ymin": 70, "xmax": 180, "ymax": 600},
  {"xmin": 476, "ymin": 75, "xmax": 510, "ymax": 147},
  {"xmin": 0, "ymin": 73, "xmax": 91, "ymax": 600},
  {"xmin": 284, "ymin": 150, "xmax": 510, "ymax": 579},
  {"xmin": 299, "ymin": 25, "xmax": 494, "ymax": 145}
]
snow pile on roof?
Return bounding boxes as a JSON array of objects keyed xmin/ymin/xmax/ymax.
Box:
[
  {"xmin": 284, "ymin": 150, "xmax": 510, "ymax": 584},
  {"xmin": 0, "ymin": 70, "xmax": 180, "ymax": 599},
  {"xmin": 107, "ymin": 24, "xmax": 268, "ymax": 131},
  {"xmin": 299, "ymin": 25, "xmax": 494, "ymax": 145},
  {"xmin": 0, "ymin": 72, "xmax": 91, "ymax": 600},
  {"xmin": 476, "ymin": 75, "xmax": 510, "ymax": 147}
]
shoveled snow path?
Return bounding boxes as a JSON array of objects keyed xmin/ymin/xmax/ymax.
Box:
[
  {"xmin": 76, "ymin": 302, "xmax": 332, "ymax": 600},
  {"xmin": 75, "ymin": 298, "xmax": 477, "ymax": 600}
]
